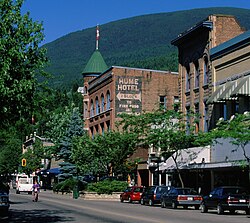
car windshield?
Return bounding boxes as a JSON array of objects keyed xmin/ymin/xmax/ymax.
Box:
[
  {"xmin": 223, "ymin": 188, "xmax": 248, "ymax": 195},
  {"xmin": 177, "ymin": 188, "xmax": 197, "ymax": 195},
  {"xmin": 134, "ymin": 187, "xmax": 143, "ymax": 192}
]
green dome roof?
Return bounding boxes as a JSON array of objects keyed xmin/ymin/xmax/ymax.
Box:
[{"xmin": 82, "ymin": 50, "xmax": 108, "ymax": 75}]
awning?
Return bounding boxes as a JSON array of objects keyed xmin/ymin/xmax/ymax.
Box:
[
  {"xmin": 230, "ymin": 75, "xmax": 250, "ymax": 97},
  {"xmin": 206, "ymin": 85, "xmax": 226, "ymax": 104},
  {"xmin": 38, "ymin": 168, "xmax": 61, "ymax": 175},
  {"xmin": 159, "ymin": 146, "xmax": 210, "ymax": 171},
  {"xmin": 217, "ymin": 80, "xmax": 238, "ymax": 101}
]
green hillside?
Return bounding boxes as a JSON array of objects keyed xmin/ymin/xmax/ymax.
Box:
[{"xmin": 43, "ymin": 7, "xmax": 250, "ymax": 88}]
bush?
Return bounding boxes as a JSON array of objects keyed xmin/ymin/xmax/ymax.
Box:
[
  {"xmin": 53, "ymin": 178, "xmax": 87, "ymax": 193},
  {"xmin": 87, "ymin": 180, "xmax": 128, "ymax": 194}
]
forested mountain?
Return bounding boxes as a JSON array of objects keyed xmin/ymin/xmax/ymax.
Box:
[{"xmin": 43, "ymin": 7, "xmax": 250, "ymax": 88}]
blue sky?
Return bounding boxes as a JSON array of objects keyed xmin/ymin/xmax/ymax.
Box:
[{"xmin": 22, "ymin": 0, "xmax": 250, "ymax": 44}]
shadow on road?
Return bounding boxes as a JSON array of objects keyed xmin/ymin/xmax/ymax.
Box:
[{"xmin": 1, "ymin": 209, "xmax": 74, "ymax": 223}]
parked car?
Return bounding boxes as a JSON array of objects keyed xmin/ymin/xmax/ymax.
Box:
[
  {"xmin": 0, "ymin": 182, "xmax": 10, "ymax": 215},
  {"xmin": 140, "ymin": 185, "xmax": 171, "ymax": 206},
  {"xmin": 161, "ymin": 187, "xmax": 202, "ymax": 209},
  {"xmin": 200, "ymin": 186, "xmax": 250, "ymax": 215},
  {"xmin": 120, "ymin": 186, "xmax": 144, "ymax": 203},
  {"xmin": 79, "ymin": 175, "xmax": 96, "ymax": 183}
]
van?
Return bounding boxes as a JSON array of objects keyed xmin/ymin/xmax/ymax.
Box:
[{"xmin": 16, "ymin": 174, "xmax": 35, "ymax": 194}]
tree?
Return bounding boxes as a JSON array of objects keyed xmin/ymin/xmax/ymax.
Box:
[
  {"xmin": 57, "ymin": 107, "xmax": 83, "ymax": 181},
  {"xmin": 0, "ymin": 0, "xmax": 47, "ymax": 128},
  {"xmin": 212, "ymin": 113, "xmax": 250, "ymax": 185},
  {"xmin": 119, "ymin": 110, "xmax": 207, "ymax": 187},
  {"xmin": 0, "ymin": 127, "xmax": 22, "ymax": 178},
  {"xmin": 72, "ymin": 130, "xmax": 139, "ymax": 179}
]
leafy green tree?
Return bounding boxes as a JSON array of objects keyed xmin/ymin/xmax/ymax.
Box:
[
  {"xmin": 0, "ymin": 127, "xmax": 22, "ymax": 178},
  {"xmin": 0, "ymin": 0, "xmax": 47, "ymax": 128},
  {"xmin": 22, "ymin": 140, "xmax": 45, "ymax": 174},
  {"xmin": 119, "ymin": 110, "xmax": 207, "ymax": 187},
  {"xmin": 72, "ymin": 130, "xmax": 139, "ymax": 178}
]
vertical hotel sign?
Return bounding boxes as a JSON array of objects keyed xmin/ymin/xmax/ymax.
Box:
[{"xmin": 115, "ymin": 76, "xmax": 142, "ymax": 116}]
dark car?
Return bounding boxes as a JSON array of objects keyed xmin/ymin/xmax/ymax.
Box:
[
  {"xmin": 140, "ymin": 185, "xmax": 171, "ymax": 206},
  {"xmin": 120, "ymin": 186, "xmax": 144, "ymax": 203},
  {"xmin": 0, "ymin": 191, "xmax": 9, "ymax": 215},
  {"xmin": 201, "ymin": 186, "xmax": 250, "ymax": 215},
  {"xmin": 161, "ymin": 187, "xmax": 202, "ymax": 210}
]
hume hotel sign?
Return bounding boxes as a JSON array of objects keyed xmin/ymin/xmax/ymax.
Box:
[{"xmin": 115, "ymin": 76, "xmax": 142, "ymax": 116}]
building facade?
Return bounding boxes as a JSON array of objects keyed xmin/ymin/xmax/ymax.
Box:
[
  {"xmin": 81, "ymin": 65, "xmax": 178, "ymax": 186},
  {"xmin": 171, "ymin": 15, "xmax": 245, "ymax": 131}
]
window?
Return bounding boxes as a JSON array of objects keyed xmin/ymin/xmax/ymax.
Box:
[
  {"xmin": 101, "ymin": 123, "xmax": 105, "ymax": 136},
  {"xmin": 173, "ymin": 96, "xmax": 179, "ymax": 112},
  {"xmin": 186, "ymin": 106, "xmax": 190, "ymax": 134},
  {"xmin": 203, "ymin": 57, "xmax": 209, "ymax": 85},
  {"xmin": 194, "ymin": 62, "xmax": 199, "ymax": 88},
  {"xmin": 95, "ymin": 97, "xmax": 99, "ymax": 115},
  {"xmin": 90, "ymin": 100, "xmax": 94, "ymax": 117},
  {"xmin": 101, "ymin": 94, "xmax": 105, "ymax": 112},
  {"xmin": 185, "ymin": 67, "xmax": 190, "ymax": 91},
  {"xmin": 195, "ymin": 103, "xmax": 199, "ymax": 133},
  {"xmin": 106, "ymin": 91, "xmax": 111, "ymax": 110},
  {"xmin": 159, "ymin": 96, "xmax": 167, "ymax": 111},
  {"xmin": 106, "ymin": 121, "xmax": 111, "ymax": 132},
  {"xmin": 204, "ymin": 102, "xmax": 208, "ymax": 132},
  {"xmin": 223, "ymin": 104, "xmax": 227, "ymax": 120}
]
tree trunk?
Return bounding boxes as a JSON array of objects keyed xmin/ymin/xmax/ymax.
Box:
[{"xmin": 172, "ymin": 156, "xmax": 184, "ymax": 188}]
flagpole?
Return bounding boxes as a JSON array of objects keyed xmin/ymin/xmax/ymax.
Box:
[{"xmin": 96, "ymin": 25, "xmax": 99, "ymax": 50}]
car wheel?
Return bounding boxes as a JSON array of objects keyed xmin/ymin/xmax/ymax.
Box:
[
  {"xmin": 140, "ymin": 198, "xmax": 145, "ymax": 205},
  {"xmin": 120, "ymin": 197, "xmax": 124, "ymax": 202},
  {"xmin": 217, "ymin": 204, "xmax": 224, "ymax": 215},
  {"xmin": 161, "ymin": 200, "xmax": 166, "ymax": 208},
  {"xmin": 245, "ymin": 209, "xmax": 249, "ymax": 215},
  {"xmin": 194, "ymin": 205, "xmax": 200, "ymax": 210},
  {"xmin": 200, "ymin": 203, "xmax": 208, "ymax": 213},
  {"xmin": 128, "ymin": 196, "xmax": 132, "ymax": 203},
  {"xmin": 172, "ymin": 201, "xmax": 177, "ymax": 209},
  {"xmin": 16, "ymin": 190, "xmax": 20, "ymax": 194},
  {"xmin": 149, "ymin": 199, "xmax": 154, "ymax": 206}
]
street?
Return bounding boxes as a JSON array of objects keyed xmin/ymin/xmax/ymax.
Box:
[{"xmin": 2, "ymin": 189, "xmax": 249, "ymax": 223}]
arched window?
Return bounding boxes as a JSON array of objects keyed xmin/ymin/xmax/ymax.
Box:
[
  {"xmin": 84, "ymin": 86, "xmax": 88, "ymax": 94},
  {"xmin": 95, "ymin": 97, "xmax": 99, "ymax": 115},
  {"xmin": 203, "ymin": 57, "xmax": 209, "ymax": 85},
  {"xmin": 194, "ymin": 61, "xmax": 199, "ymax": 88},
  {"xmin": 106, "ymin": 91, "xmax": 111, "ymax": 110},
  {"xmin": 185, "ymin": 66, "xmax": 190, "ymax": 92},
  {"xmin": 101, "ymin": 94, "xmax": 105, "ymax": 112},
  {"xmin": 90, "ymin": 100, "xmax": 94, "ymax": 117}
]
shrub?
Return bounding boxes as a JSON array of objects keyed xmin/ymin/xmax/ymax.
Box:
[
  {"xmin": 87, "ymin": 180, "xmax": 128, "ymax": 194},
  {"xmin": 53, "ymin": 178, "xmax": 87, "ymax": 193}
]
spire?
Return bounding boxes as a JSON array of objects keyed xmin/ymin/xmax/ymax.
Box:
[
  {"xmin": 96, "ymin": 25, "xmax": 99, "ymax": 50},
  {"xmin": 82, "ymin": 25, "xmax": 108, "ymax": 76}
]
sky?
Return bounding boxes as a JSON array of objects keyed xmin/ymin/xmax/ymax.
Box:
[{"xmin": 22, "ymin": 0, "xmax": 250, "ymax": 44}]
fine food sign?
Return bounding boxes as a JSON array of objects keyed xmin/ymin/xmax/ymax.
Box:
[{"xmin": 115, "ymin": 76, "xmax": 142, "ymax": 116}]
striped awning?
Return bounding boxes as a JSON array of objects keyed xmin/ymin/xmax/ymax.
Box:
[
  {"xmin": 230, "ymin": 75, "xmax": 250, "ymax": 97},
  {"xmin": 217, "ymin": 80, "xmax": 238, "ymax": 101},
  {"xmin": 206, "ymin": 84, "xmax": 227, "ymax": 104}
]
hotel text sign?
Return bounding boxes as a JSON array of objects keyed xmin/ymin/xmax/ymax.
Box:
[{"xmin": 115, "ymin": 76, "xmax": 142, "ymax": 116}]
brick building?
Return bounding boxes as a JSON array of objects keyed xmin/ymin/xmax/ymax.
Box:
[
  {"xmin": 171, "ymin": 15, "xmax": 245, "ymax": 131},
  {"xmin": 82, "ymin": 65, "xmax": 178, "ymax": 186}
]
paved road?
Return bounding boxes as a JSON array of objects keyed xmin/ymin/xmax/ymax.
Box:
[{"xmin": 2, "ymin": 189, "xmax": 249, "ymax": 223}]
